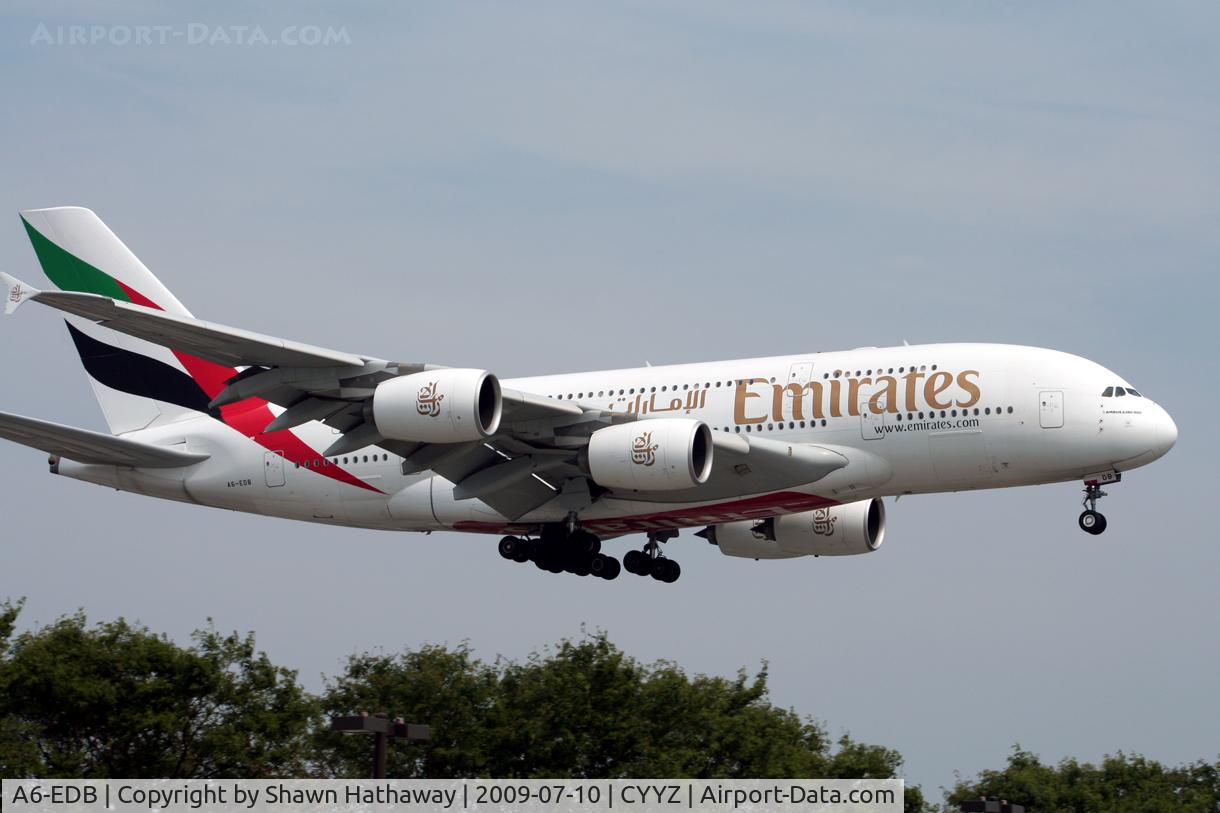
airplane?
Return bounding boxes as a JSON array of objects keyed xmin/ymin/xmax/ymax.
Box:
[{"xmin": 0, "ymin": 207, "xmax": 1178, "ymax": 583}]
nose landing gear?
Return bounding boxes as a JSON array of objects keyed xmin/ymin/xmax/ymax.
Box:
[{"xmin": 1079, "ymin": 481, "xmax": 1109, "ymax": 535}]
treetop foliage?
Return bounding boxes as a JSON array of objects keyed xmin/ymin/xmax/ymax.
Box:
[
  {"xmin": 945, "ymin": 746, "xmax": 1220, "ymax": 813},
  {"xmin": 3, "ymin": 600, "xmax": 1216, "ymax": 812}
]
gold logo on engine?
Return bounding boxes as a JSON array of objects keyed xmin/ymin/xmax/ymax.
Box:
[
  {"xmin": 416, "ymin": 382, "xmax": 444, "ymax": 417},
  {"xmin": 811, "ymin": 507, "xmax": 837, "ymax": 536},
  {"xmin": 631, "ymin": 431, "xmax": 658, "ymax": 466}
]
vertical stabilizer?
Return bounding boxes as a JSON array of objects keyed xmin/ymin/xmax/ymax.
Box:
[{"xmin": 20, "ymin": 207, "xmax": 205, "ymax": 434}]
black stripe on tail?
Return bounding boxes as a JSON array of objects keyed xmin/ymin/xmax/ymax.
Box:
[{"xmin": 65, "ymin": 321, "xmax": 217, "ymax": 417}]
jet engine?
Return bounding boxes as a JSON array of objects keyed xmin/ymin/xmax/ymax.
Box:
[
  {"xmin": 707, "ymin": 498, "xmax": 886, "ymax": 559},
  {"xmin": 586, "ymin": 418, "xmax": 713, "ymax": 491},
  {"xmin": 372, "ymin": 369, "xmax": 502, "ymax": 443}
]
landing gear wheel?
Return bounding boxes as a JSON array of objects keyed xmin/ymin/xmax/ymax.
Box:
[
  {"xmin": 651, "ymin": 558, "xmax": 680, "ymax": 583},
  {"xmin": 1079, "ymin": 510, "xmax": 1107, "ymax": 535},
  {"xmin": 590, "ymin": 553, "xmax": 620, "ymax": 580},
  {"xmin": 571, "ymin": 529, "xmax": 601, "ymax": 556},
  {"xmin": 498, "ymin": 536, "xmax": 520, "ymax": 560},
  {"xmin": 623, "ymin": 550, "xmax": 649, "ymax": 576}
]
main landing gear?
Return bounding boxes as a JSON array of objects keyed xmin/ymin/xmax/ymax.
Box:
[
  {"xmin": 1078, "ymin": 481, "xmax": 1109, "ymax": 536},
  {"xmin": 497, "ymin": 527, "xmax": 682, "ymax": 583},
  {"xmin": 622, "ymin": 531, "xmax": 681, "ymax": 583},
  {"xmin": 498, "ymin": 526, "xmax": 621, "ymax": 580}
]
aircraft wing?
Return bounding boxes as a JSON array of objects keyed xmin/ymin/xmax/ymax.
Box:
[
  {"xmin": 0, "ymin": 411, "xmax": 209, "ymax": 468},
  {"xmin": 3, "ymin": 272, "xmax": 844, "ymax": 519},
  {"xmin": 15, "ymin": 284, "xmax": 367, "ymax": 369}
]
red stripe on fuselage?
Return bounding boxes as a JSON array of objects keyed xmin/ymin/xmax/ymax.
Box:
[
  {"xmin": 452, "ymin": 491, "xmax": 838, "ymax": 536},
  {"xmin": 113, "ymin": 280, "xmax": 381, "ymax": 493}
]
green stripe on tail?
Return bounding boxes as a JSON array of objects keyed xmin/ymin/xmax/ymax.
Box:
[{"xmin": 21, "ymin": 215, "xmax": 131, "ymax": 302}]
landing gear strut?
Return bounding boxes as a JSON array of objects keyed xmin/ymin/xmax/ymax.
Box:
[
  {"xmin": 1079, "ymin": 482, "xmax": 1109, "ymax": 535},
  {"xmin": 623, "ymin": 531, "xmax": 681, "ymax": 583}
]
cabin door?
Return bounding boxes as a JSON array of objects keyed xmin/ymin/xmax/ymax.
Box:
[
  {"xmin": 264, "ymin": 451, "xmax": 286, "ymax": 487},
  {"xmin": 1039, "ymin": 391, "xmax": 1064, "ymax": 429}
]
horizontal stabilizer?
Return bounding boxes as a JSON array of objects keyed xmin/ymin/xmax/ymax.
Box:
[
  {"xmin": 1, "ymin": 272, "xmax": 39, "ymax": 315},
  {"xmin": 0, "ymin": 410, "xmax": 209, "ymax": 468}
]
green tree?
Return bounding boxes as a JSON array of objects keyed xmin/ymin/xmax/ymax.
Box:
[
  {"xmin": 311, "ymin": 642, "xmax": 500, "ymax": 778},
  {"xmin": 0, "ymin": 604, "xmax": 315, "ymax": 778},
  {"xmin": 314, "ymin": 632, "xmax": 927, "ymax": 810},
  {"xmin": 945, "ymin": 746, "xmax": 1220, "ymax": 812},
  {"xmin": 0, "ymin": 599, "xmax": 40, "ymax": 777}
]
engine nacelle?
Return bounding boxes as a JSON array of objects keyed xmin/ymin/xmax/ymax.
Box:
[
  {"xmin": 709, "ymin": 498, "xmax": 886, "ymax": 559},
  {"xmin": 706, "ymin": 519, "xmax": 804, "ymax": 559},
  {"xmin": 586, "ymin": 418, "xmax": 713, "ymax": 491},
  {"xmin": 372, "ymin": 369, "xmax": 501, "ymax": 443}
]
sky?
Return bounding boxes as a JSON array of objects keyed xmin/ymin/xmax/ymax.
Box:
[{"xmin": 0, "ymin": 0, "xmax": 1217, "ymax": 797}]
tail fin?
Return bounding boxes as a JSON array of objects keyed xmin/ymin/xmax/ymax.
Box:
[{"xmin": 20, "ymin": 207, "xmax": 209, "ymax": 434}]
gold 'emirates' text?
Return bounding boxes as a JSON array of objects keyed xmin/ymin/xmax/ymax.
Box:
[{"xmin": 734, "ymin": 370, "xmax": 982, "ymax": 425}]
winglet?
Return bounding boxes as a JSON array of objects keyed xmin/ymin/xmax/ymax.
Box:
[{"xmin": 1, "ymin": 272, "xmax": 40, "ymax": 315}]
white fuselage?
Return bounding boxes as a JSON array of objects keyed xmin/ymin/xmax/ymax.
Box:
[{"xmin": 56, "ymin": 343, "xmax": 1177, "ymax": 539}]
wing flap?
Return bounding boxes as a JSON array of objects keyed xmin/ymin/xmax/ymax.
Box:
[{"xmin": 0, "ymin": 410, "xmax": 210, "ymax": 468}]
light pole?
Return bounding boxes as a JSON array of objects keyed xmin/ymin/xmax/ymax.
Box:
[{"xmin": 331, "ymin": 711, "xmax": 432, "ymax": 778}]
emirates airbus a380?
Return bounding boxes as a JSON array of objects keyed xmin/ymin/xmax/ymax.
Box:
[{"xmin": 0, "ymin": 208, "xmax": 1178, "ymax": 583}]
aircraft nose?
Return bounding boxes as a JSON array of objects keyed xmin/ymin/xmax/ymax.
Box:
[
  {"xmin": 1155, "ymin": 403, "xmax": 1178, "ymax": 456},
  {"xmin": 1111, "ymin": 400, "xmax": 1177, "ymax": 470}
]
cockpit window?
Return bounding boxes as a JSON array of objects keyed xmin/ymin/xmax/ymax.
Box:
[
  {"xmin": 1115, "ymin": 387, "xmax": 1127, "ymax": 397},
  {"xmin": 1101, "ymin": 386, "xmax": 1114, "ymax": 397},
  {"xmin": 1126, "ymin": 388, "xmax": 1141, "ymax": 397}
]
